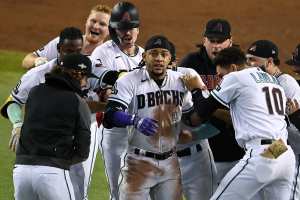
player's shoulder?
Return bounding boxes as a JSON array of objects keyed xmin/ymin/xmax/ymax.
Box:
[
  {"xmin": 24, "ymin": 59, "xmax": 57, "ymax": 77},
  {"xmin": 92, "ymin": 40, "xmax": 114, "ymax": 54},
  {"xmin": 117, "ymin": 67, "xmax": 143, "ymax": 82},
  {"xmin": 176, "ymin": 67, "xmax": 198, "ymax": 76}
]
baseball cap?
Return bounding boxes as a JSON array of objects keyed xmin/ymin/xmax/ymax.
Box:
[
  {"xmin": 144, "ymin": 35, "xmax": 172, "ymax": 52},
  {"xmin": 247, "ymin": 40, "xmax": 279, "ymax": 60},
  {"xmin": 204, "ymin": 18, "xmax": 231, "ymax": 40},
  {"xmin": 286, "ymin": 44, "xmax": 300, "ymax": 66},
  {"xmin": 60, "ymin": 53, "xmax": 98, "ymax": 78}
]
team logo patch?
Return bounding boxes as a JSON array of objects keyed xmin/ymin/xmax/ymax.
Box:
[
  {"xmin": 121, "ymin": 12, "xmax": 131, "ymax": 22},
  {"xmin": 154, "ymin": 39, "xmax": 162, "ymax": 45},
  {"xmin": 95, "ymin": 59, "xmax": 103, "ymax": 67},
  {"xmin": 212, "ymin": 23, "xmax": 223, "ymax": 32}
]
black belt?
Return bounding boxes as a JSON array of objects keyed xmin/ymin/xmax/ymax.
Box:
[
  {"xmin": 177, "ymin": 144, "xmax": 202, "ymax": 157},
  {"xmin": 261, "ymin": 139, "xmax": 275, "ymax": 145},
  {"xmin": 134, "ymin": 148, "xmax": 174, "ymax": 160}
]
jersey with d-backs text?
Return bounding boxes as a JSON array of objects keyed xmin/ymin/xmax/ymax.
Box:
[
  {"xmin": 11, "ymin": 59, "xmax": 58, "ymax": 105},
  {"xmin": 211, "ymin": 67, "xmax": 288, "ymax": 148},
  {"xmin": 108, "ymin": 68, "xmax": 193, "ymax": 153},
  {"xmin": 90, "ymin": 40, "xmax": 143, "ymax": 71},
  {"xmin": 277, "ymin": 73, "xmax": 300, "ymax": 153},
  {"xmin": 34, "ymin": 37, "xmax": 59, "ymax": 60}
]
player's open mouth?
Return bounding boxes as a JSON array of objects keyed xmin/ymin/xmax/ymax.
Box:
[{"xmin": 90, "ymin": 31, "xmax": 100, "ymax": 36}]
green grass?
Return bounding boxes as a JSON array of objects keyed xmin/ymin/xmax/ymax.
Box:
[{"xmin": 0, "ymin": 50, "xmax": 109, "ymax": 199}]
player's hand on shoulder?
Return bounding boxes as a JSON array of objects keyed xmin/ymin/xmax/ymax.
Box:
[
  {"xmin": 34, "ymin": 57, "xmax": 48, "ymax": 67},
  {"xmin": 287, "ymin": 98, "xmax": 300, "ymax": 115},
  {"xmin": 180, "ymin": 74, "xmax": 206, "ymax": 91},
  {"xmin": 133, "ymin": 115, "xmax": 158, "ymax": 136},
  {"xmin": 9, "ymin": 122, "xmax": 22, "ymax": 152}
]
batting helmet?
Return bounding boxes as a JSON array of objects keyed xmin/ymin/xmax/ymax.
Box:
[
  {"xmin": 109, "ymin": 1, "xmax": 139, "ymax": 30},
  {"xmin": 109, "ymin": 2, "xmax": 140, "ymax": 45}
]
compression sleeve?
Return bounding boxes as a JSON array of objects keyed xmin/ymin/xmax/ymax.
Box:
[{"xmin": 7, "ymin": 103, "xmax": 23, "ymax": 125}]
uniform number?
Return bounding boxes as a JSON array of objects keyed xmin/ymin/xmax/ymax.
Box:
[{"xmin": 262, "ymin": 86, "xmax": 284, "ymax": 115}]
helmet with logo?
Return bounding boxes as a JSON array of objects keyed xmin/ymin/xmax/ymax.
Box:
[{"xmin": 109, "ymin": 1, "xmax": 140, "ymax": 44}]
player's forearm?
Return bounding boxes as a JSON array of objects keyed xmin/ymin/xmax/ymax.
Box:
[
  {"xmin": 103, "ymin": 110, "xmax": 134, "ymax": 128},
  {"xmin": 22, "ymin": 53, "xmax": 38, "ymax": 69},
  {"xmin": 7, "ymin": 103, "xmax": 23, "ymax": 125},
  {"xmin": 191, "ymin": 88, "xmax": 224, "ymax": 119}
]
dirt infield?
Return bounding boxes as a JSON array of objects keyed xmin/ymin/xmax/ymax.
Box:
[{"xmin": 1, "ymin": 0, "xmax": 300, "ymax": 73}]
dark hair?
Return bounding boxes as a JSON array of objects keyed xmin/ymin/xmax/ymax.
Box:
[
  {"xmin": 58, "ymin": 27, "xmax": 83, "ymax": 45},
  {"xmin": 213, "ymin": 47, "xmax": 246, "ymax": 68},
  {"xmin": 273, "ymin": 58, "xmax": 280, "ymax": 66}
]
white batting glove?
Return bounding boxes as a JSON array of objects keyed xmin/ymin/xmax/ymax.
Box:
[
  {"xmin": 9, "ymin": 122, "xmax": 23, "ymax": 152},
  {"xmin": 34, "ymin": 57, "xmax": 48, "ymax": 67}
]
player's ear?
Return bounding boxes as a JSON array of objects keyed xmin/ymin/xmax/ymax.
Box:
[{"xmin": 231, "ymin": 64, "xmax": 238, "ymax": 71}]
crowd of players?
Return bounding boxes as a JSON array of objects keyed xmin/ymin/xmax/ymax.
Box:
[{"xmin": 2, "ymin": 1, "xmax": 300, "ymax": 200}]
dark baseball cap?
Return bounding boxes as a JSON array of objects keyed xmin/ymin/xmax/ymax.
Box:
[
  {"xmin": 247, "ymin": 40, "xmax": 279, "ymax": 60},
  {"xmin": 204, "ymin": 18, "xmax": 231, "ymax": 40},
  {"xmin": 61, "ymin": 53, "xmax": 98, "ymax": 78},
  {"xmin": 145, "ymin": 35, "xmax": 172, "ymax": 52},
  {"xmin": 286, "ymin": 44, "xmax": 300, "ymax": 66}
]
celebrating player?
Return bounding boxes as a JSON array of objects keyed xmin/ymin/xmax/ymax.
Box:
[
  {"xmin": 21, "ymin": 4, "xmax": 111, "ymax": 69},
  {"xmin": 103, "ymin": 35, "xmax": 195, "ymax": 200},
  {"xmin": 90, "ymin": 2, "xmax": 144, "ymax": 199},
  {"xmin": 179, "ymin": 18, "xmax": 245, "ymax": 184},
  {"xmin": 247, "ymin": 40, "xmax": 300, "ymax": 200},
  {"xmin": 182, "ymin": 46, "xmax": 295, "ymax": 199}
]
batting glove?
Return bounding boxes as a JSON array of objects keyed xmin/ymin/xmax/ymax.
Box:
[
  {"xmin": 9, "ymin": 122, "xmax": 23, "ymax": 152},
  {"xmin": 133, "ymin": 116, "xmax": 158, "ymax": 136}
]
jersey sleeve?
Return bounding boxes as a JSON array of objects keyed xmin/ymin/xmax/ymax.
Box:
[
  {"xmin": 182, "ymin": 91, "xmax": 194, "ymax": 113},
  {"xmin": 107, "ymin": 75, "xmax": 134, "ymax": 108},
  {"xmin": 33, "ymin": 37, "xmax": 59, "ymax": 60},
  {"xmin": 280, "ymin": 75, "xmax": 300, "ymax": 101},
  {"xmin": 88, "ymin": 56, "xmax": 110, "ymax": 90},
  {"xmin": 210, "ymin": 73, "xmax": 240, "ymax": 107},
  {"xmin": 11, "ymin": 70, "xmax": 42, "ymax": 105},
  {"xmin": 90, "ymin": 45, "xmax": 113, "ymax": 69}
]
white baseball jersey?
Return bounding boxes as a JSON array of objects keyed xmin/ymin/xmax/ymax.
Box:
[
  {"xmin": 277, "ymin": 73, "xmax": 300, "ymax": 154},
  {"xmin": 34, "ymin": 37, "xmax": 59, "ymax": 60},
  {"xmin": 91, "ymin": 40, "xmax": 143, "ymax": 71},
  {"xmin": 11, "ymin": 59, "xmax": 58, "ymax": 105},
  {"xmin": 211, "ymin": 67, "xmax": 288, "ymax": 148},
  {"xmin": 108, "ymin": 68, "xmax": 193, "ymax": 153}
]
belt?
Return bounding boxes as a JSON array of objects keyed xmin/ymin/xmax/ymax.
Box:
[
  {"xmin": 245, "ymin": 139, "xmax": 276, "ymax": 150},
  {"xmin": 177, "ymin": 144, "xmax": 202, "ymax": 157},
  {"xmin": 133, "ymin": 148, "xmax": 174, "ymax": 160}
]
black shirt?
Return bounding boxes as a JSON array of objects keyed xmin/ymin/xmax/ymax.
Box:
[
  {"xmin": 180, "ymin": 45, "xmax": 245, "ymax": 162},
  {"xmin": 16, "ymin": 73, "xmax": 91, "ymax": 170}
]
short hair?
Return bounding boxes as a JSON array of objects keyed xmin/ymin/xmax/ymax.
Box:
[
  {"xmin": 213, "ymin": 47, "xmax": 246, "ymax": 68},
  {"xmin": 58, "ymin": 27, "xmax": 83, "ymax": 44},
  {"xmin": 90, "ymin": 4, "xmax": 112, "ymax": 15}
]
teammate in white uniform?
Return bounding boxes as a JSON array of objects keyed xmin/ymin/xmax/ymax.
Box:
[
  {"xmin": 90, "ymin": 2, "xmax": 143, "ymax": 199},
  {"xmin": 21, "ymin": 4, "xmax": 111, "ymax": 69},
  {"xmin": 246, "ymin": 40, "xmax": 300, "ymax": 200},
  {"xmin": 103, "ymin": 35, "xmax": 196, "ymax": 200},
  {"xmin": 168, "ymin": 42, "xmax": 217, "ymax": 200},
  {"xmin": 182, "ymin": 46, "xmax": 295, "ymax": 199}
]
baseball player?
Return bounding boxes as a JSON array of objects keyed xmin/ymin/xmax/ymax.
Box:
[
  {"xmin": 247, "ymin": 40, "xmax": 300, "ymax": 200},
  {"xmin": 21, "ymin": 4, "xmax": 111, "ymax": 69},
  {"xmin": 168, "ymin": 42, "xmax": 217, "ymax": 200},
  {"xmin": 90, "ymin": 2, "xmax": 144, "ymax": 199},
  {"xmin": 103, "ymin": 35, "xmax": 196, "ymax": 200},
  {"xmin": 13, "ymin": 53, "xmax": 95, "ymax": 200},
  {"xmin": 182, "ymin": 46, "xmax": 295, "ymax": 199},
  {"xmin": 179, "ymin": 18, "xmax": 245, "ymax": 184}
]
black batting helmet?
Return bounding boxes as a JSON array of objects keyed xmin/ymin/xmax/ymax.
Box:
[
  {"xmin": 109, "ymin": 2, "xmax": 139, "ymax": 45},
  {"xmin": 109, "ymin": 1, "xmax": 139, "ymax": 30}
]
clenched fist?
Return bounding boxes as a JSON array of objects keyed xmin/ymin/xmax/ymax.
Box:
[{"xmin": 180, "ymin": 74, "xmax": 206, "ymax": 91}]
